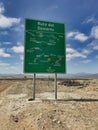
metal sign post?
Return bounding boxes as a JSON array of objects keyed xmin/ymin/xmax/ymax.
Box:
[
  {"xmin": 54, "ymin": 73, "xmax": 57, "ymax": 100},
  {"xmin": 33, "ymin": 73, "xmax": 36, "ymax": 100},
  {"xmin": 24, "ymin": 19, "xmax": 66, "ymax": 101}
]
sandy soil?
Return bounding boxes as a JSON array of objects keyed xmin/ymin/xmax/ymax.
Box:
[{"xmin": 0, "ymin": 78, "xmax": 98, "ymax": 130}]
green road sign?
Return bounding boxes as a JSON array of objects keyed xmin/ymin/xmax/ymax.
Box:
[{"xmin": 24, "ymin": 19, "xmax": 66, "ymax": 73}]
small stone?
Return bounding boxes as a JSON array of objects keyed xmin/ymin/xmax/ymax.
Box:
[
  {"xmin": 57, "ymin": 120, "xmax": 61, "ymax": 124},
  {"xmin": 14, "ymin": 117, "xmax": 19, "ymax": 122},
  {"xmin": 52, "ymin": 118, "xmax": 57, "ymax": 123},
  {"xmin": 37, "ymin": 118, "xmax": 40, "ymax": 121},
  {"xmin": 41, "ymin": 126, "xmax": 44, "ymax": 129},
  {"xmin": 11, "ymin": 115, "xmax": 19, "ymax": 123}
]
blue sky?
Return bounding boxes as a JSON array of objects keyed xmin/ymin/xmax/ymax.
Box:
[{"xmin": 0, "ymin": 0, "xmax": 98, "ymax": 74}]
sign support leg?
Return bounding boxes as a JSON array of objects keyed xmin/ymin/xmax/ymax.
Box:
[
  {"xmin": 54, "ymin": 73, "xmax": 57, "ymax": 100},
  {"xmin": 33, "ymin": 73, "xmax": 36, "ymax": 100}
]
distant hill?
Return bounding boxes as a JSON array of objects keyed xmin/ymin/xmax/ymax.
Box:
[
  {"xmin": 59, "ymin": 73, "xmax": 98, "ymax": 79},
  {"xmin": 0, "ymin": 73, "xmax": 98, "ymax": 79}
]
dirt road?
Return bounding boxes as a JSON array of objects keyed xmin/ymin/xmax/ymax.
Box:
[{"xmin": 0, "ymin": 79, "xmax": 98, "ymax": 130}]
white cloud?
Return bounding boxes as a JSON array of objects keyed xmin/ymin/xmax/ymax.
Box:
[
  {"xmin": 67, "ymin": 31, "xmax": 78, "ymax": 38},
  {"xmin": 74, "ymin": 33, "xmax": 88, "ymax": 42},
  {"xmin": 66, "ymin": 48, "xmax": 76, "ymax": 53},
  {"xmin": 0, "ymin": 48, "xmax": 11, "ymax": 57},
  {"xmin": 11, "ymin": 24, "xmax": 24, "ymax": 32},
  {"xmin": 81, "ymin": 59, "xmax": 91, "ymax": 64},
  {"xmin": 0, "ymin": 2, "xmax": 21, "ymax": 29},
  {"xmin": 0, "ymin": 14, "xmax": 20, "ymax": 28},
  {"xmin": 3, "ymin": 42, "xmax": 11, "ymax": 45},
  {"xmin": 0, "ymin": 2, "xmax": 5, "ymax": 14},
  {"xmin": 66, "ymin": 47, "xmax": 86, "ymax": 61},
  {"xmin": 86, "ymin": 17, "xmax": 95, "ymax": 23},
  {"xmin": 0, "ymin": 61, "xmax": 10, "ymax": 67},
  {"xmin": 91, "ymin": 26, "xmax": 98, "ymax": 39},
  {"xmin": 88, "ymin": 40, "xmax": 98, "ymax": 50},
  {"xmin": 20, "ymin": 55, "xmax": 23, "ymax": 61},
  {"xmin": 17, "ymin": 42, "xmax": 23, "ymax": 46},
  {"xmin": 83, "ymin": 16, "xmax": 98, "ymax": 24},
  {"xmin": 0, "ymin": 64, "xmax": 22, "ymax": 74},
  {"xmin": 93, "ymin": 45, "xmax": 98, "ymax": 50},
  {"xmin": 67, "ymin": 31, "xmax": 88, "ymax": 42},
  {"xmin": 82, "ymin": 49, "xmax": 91, "ymax": 55},
  {"xmin": 11, "ymin": 45, "xmax": 24, "ymax": 53},
  {"xmin": 0, "ymin": 31, "xmax": 8, "ymax": 35}
]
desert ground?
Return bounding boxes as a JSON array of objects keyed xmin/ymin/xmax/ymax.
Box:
[{"xmin": 0, "ymin": 77, "xmax": 98, "ymax": 130}]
